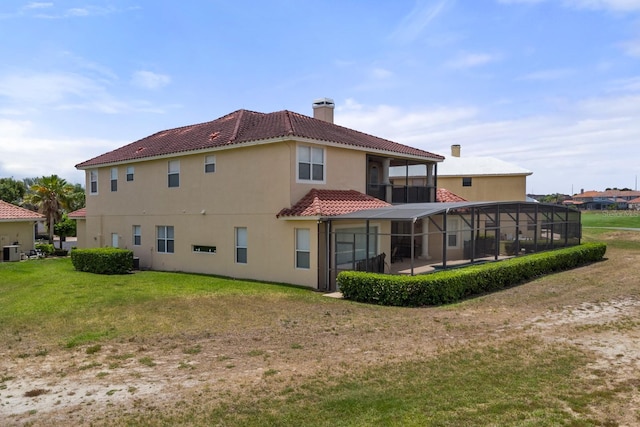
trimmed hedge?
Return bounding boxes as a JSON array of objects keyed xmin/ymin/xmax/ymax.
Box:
[
  {"xmin": 71, "ymin": 248, "xmax": 134, "ymax": 275},
  {"xmin": 338, "ymin": 242, "xmax": 607, "ymax": 307}
]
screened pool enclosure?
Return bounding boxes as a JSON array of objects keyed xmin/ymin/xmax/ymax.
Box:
[{"xmin": 318, "ymin": 201, "xmax": 581, "ymax": 291}]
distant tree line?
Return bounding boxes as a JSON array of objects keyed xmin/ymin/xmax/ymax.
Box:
[{"xmin": 0, "ymin": 176, "xmax": 85, "ymax": 246}]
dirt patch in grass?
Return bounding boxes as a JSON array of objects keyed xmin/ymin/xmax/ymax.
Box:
[{"xmin": 1, "ymin": 233, "xmax": 640, "ymax": 425}]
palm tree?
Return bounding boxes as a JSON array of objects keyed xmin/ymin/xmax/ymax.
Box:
[{"xmin": 25, "ymin": 175, "xmax": 74, "ymax": 244}]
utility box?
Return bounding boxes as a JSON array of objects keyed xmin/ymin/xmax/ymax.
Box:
[{"xmin": 3, "ymin": 245, "xmax": 21, "ymax": 262}]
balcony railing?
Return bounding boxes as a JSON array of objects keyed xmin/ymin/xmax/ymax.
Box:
[{"xmin": 367, "ymin": 184, "xmax": 435, "ymax": 204}]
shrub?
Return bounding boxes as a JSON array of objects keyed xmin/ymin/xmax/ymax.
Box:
[
  {"xmin": 71, "ymin": 248, "xmax": 134, "ymax": 275},
  {"xmin": 53, "ymin": 249, "xmax": 69, "ymax": 257},
  {"xmin": 35, "ymin": 243, "xmax": 54, "ymax": 256},
  {"xmin": 338, "ymin": 243, "xmax": 607, "ymax": 307}
]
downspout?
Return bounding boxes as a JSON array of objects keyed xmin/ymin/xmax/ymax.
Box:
[
  {"xmin": 365, "ymin": 220, "xmax": 370, "ymax": 272},
  {"xmin": 470, "ymin": 207, "xmax": 475, "ymax": 262},
  {"xmin": 494, "ymin": 205, "xmax": 500, "ymax": 260},
  {"xmin": 405, "ymin": 160, "xmax": 409, "ymax": 203},
  {"xmin": 326, "ymin": 220, "xmax": 332, "ymax": 291},
  {"xmin": 410, "ymin": 218, "xmax": 416, "ymax": 275},
  {"xmin": 515, "ymin": 204, "xmax": 520, "ymax": 255},
  {"xmin": 442, "ymin": 209, "xmax": 448, "ymax": 269}
]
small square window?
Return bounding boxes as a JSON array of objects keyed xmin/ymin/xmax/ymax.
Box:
[{"xmin": 462, "ymin": 177, "xmax": 472, "ymax": 187}]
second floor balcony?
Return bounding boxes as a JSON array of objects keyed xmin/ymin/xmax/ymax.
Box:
[{"xmin": 367, "ymin": 184, "xmax": 435, "ymax": 204}]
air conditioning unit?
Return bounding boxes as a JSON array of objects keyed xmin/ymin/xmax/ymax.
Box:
[{"xmin": 3, "ymin": 245, "xmax": 21, "ymax": 262}]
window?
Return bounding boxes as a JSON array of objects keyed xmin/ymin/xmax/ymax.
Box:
[
  {"xmin": 462, "ymin": 177, "xmax": 472, "ymax": 187},
  {"xmin": 110, "ymin": 167, "xmax": 118, "ymax": 192},
  {"xmin": 295, "ymin": 229, "xmax": 310, "ymax": 269},
  {"xmin": 168, "ymin": 160, "xmax": 180, "ymax": 188},
  {"xmin": 446, "ymin": 217, "xmax": 460, "ymax": 248},
  {"xmin": 127, "ymin": 166, "xmax": 134, "ymax": 181},
  {"xmin": 235, "ymin": 227, "xmax": 247, "ymax": 264},
  {"xmin": 193, "ymin": 245, "xmax": 216, "ymax": 253},
  {"xmin": 157, "ymin": 226, "xmax": 174, "ymax": 253},
  {"xmin": 297, "ymin": 145, "xmax": 324, "ymax": 182},
  {"xmin": 111, "ymin": 233, "xmax": 119, "ymax": 248},
  {"xmin": 90, "ymin": 170, "xmax": 98, "ymax": 194},
  {"xmin": 204, "ymin": 155, "xmax": 216, "ymax": 173},
  {"xmin": 133, "ymin": 225, "xmax": 141, "ymax": 246}
]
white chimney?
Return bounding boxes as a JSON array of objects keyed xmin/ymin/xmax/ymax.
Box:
[
  {"xmin": 312, "ymin": 98, "xmax": 335, "ymax": 123},
  {"xmin": 451, "ymin": 144, "xmax": 461, "ymax": 157}
]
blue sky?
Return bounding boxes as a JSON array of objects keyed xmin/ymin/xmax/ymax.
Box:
[{"xmin": 1, "ymin": 0, "xmax": 639, "ymax": 194}]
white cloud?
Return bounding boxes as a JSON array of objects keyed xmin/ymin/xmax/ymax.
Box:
[
  {"xmin": 498, "ymin": 0, "xmax": 640, "ymax": 11},
  {"xmin": 620, "ymin": 39, "xmax": 640, "ymax": 57},
  {"xmin": 0, "ymin": 72, "xmax": 105, "ymax": 105},
  {"xmin": 371, "ymin": 68, "xmax": 393, "ymax": 80},
  {"xmin": 131, "ymin": 71, "xmax": 171, "ymax": 90},
  {"xmin": 24, "ymin": 2, "xmax": 53, "ymax": 9},
  {"xmin": 445, "ymin": 52, "xmax": 501, "ymax": 69},
  {"xmin": 389, "ymin": 0, "xmax": 453, "ymax": 44},
  {"xmin": 335, "ymin": 94, "xmax": 640, "ymax": 193},
  {"xmin": 0, "ymin": 71, "xmax": 174, "ymax": 114},
  {"xmin": 563, "ymin": 0, "xmax": 640, "ymax": 11},
  {"xmin": 519, "ymin": 68, "xmax": 575, "ymax": 80},
  {"xmin": 0, "ymin": 119, "xmax": 119, "ymax": 183}
]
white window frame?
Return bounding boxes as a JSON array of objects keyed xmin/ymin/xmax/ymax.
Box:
[
  {"xmin": 297, "ymin": 145, "xmax": 325, "ymax": 183},
  {"xmin": 204, "ymin": 155, "xmax": 216, "ymax": 173},
  {"xmin": 111, "ymin": 233, "xmax": 119, "ymax": 248},
  {"xmin": 235, "ymin": 227, "xmax": 247, "ymax": 264},
  {"xmin": 133, "ymin": 225, "xmax": 141, "ymax": 246},
  {"xmin": 295, "ymin": 228, "xmax": 311, "ymax": 269},
  {"xmin": 89, "ymin": 170, "xmax": 98, "ymax": 195},
  {"xmin": 110, "ymin": 167, "xmax": 118, "ymax": 192},
  {"xmin": 126, "ymin": 166, "xmax": 134, "ymax": 182},
  {"xmin": 446, "ymin": 217, "xmax": 461, "ymax": 249},
  {"xmin": 157, "ymin": 225, "xmax": 174, "ymax": 254},
  {"xmin": 168, "ymin": 160, "xmax": 180, "ymax": 188}
]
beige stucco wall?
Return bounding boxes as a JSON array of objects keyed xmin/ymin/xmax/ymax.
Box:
[
  {"xmin": 81, "ymin": 140, "xmax": 375, "ymax": 288},
  {"xmin": 437, "ymin": 175, "xmax": 528, "ymax": 202},
  {"xmin": 0, "ymin": 221, "xmax": 37, "ymax": 254},
  {"xmin": 74, "ymin": 218, "xmax": 86, "ymax": 248}
]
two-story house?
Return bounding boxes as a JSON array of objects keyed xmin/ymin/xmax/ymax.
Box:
[{"xmin": 75, "ymin": 99, "xmax": 443, "ymax": 289}]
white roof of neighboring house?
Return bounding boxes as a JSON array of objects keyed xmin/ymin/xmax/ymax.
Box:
[{"xmin": 390, "ymin": 156, "xmax": 532, "ymax": 178}]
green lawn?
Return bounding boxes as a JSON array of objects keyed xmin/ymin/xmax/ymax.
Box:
[
  {"xmin": 1, "ymin": 230, "xmax": 636, "ymax": 425},
  {"xmin": 581, "ymin": 210, "xmax": 640, "ymax": 228},
  {"xmin": 0, "ymin": 258, "xmax": 317, "ymax": 348}
]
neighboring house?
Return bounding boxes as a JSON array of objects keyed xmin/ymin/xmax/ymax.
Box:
[
  {"xmin": 629, "ymin": 197, "xmax": 640, "ymax": 210},
  {"xmin": 390, "ymin": 145, "xmax": 532, "ymax": 202},
  {"xmin": 0, "ymin": 200, "xmax": 44, "ymax": 258},
  {"xmin": 68, "ymin": 208, "xmax": 86, "ymax": 248},
  {"xmin": 564, "ymin": 190, "xmax": 640, "ymax": 210},
  {"xmin": 75, "ymin": 99, "xmax": 444, "ymax": 289}
]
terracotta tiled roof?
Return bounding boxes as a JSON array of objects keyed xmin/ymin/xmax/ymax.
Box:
[
  {"xmin": 68, "ymin": 208, "xmax": 86, "ymax": 218},
  {"xmin": 76, "ymin": 109, "xmax": 444, "ymax": 168},
  {"xmin": 629, "ymin": 197, "xmax": 640, "ymax": 204},
  {"xmin": 277, "ymin": 189, "xmax": 391, "ymax": 218},
  {"xmin": 0, "ymin": 200, "xmax": 44, "ymax": 221},
  {"xmin": 436, "ymin": 188, "xmax": 467, "ymax": 203}
]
